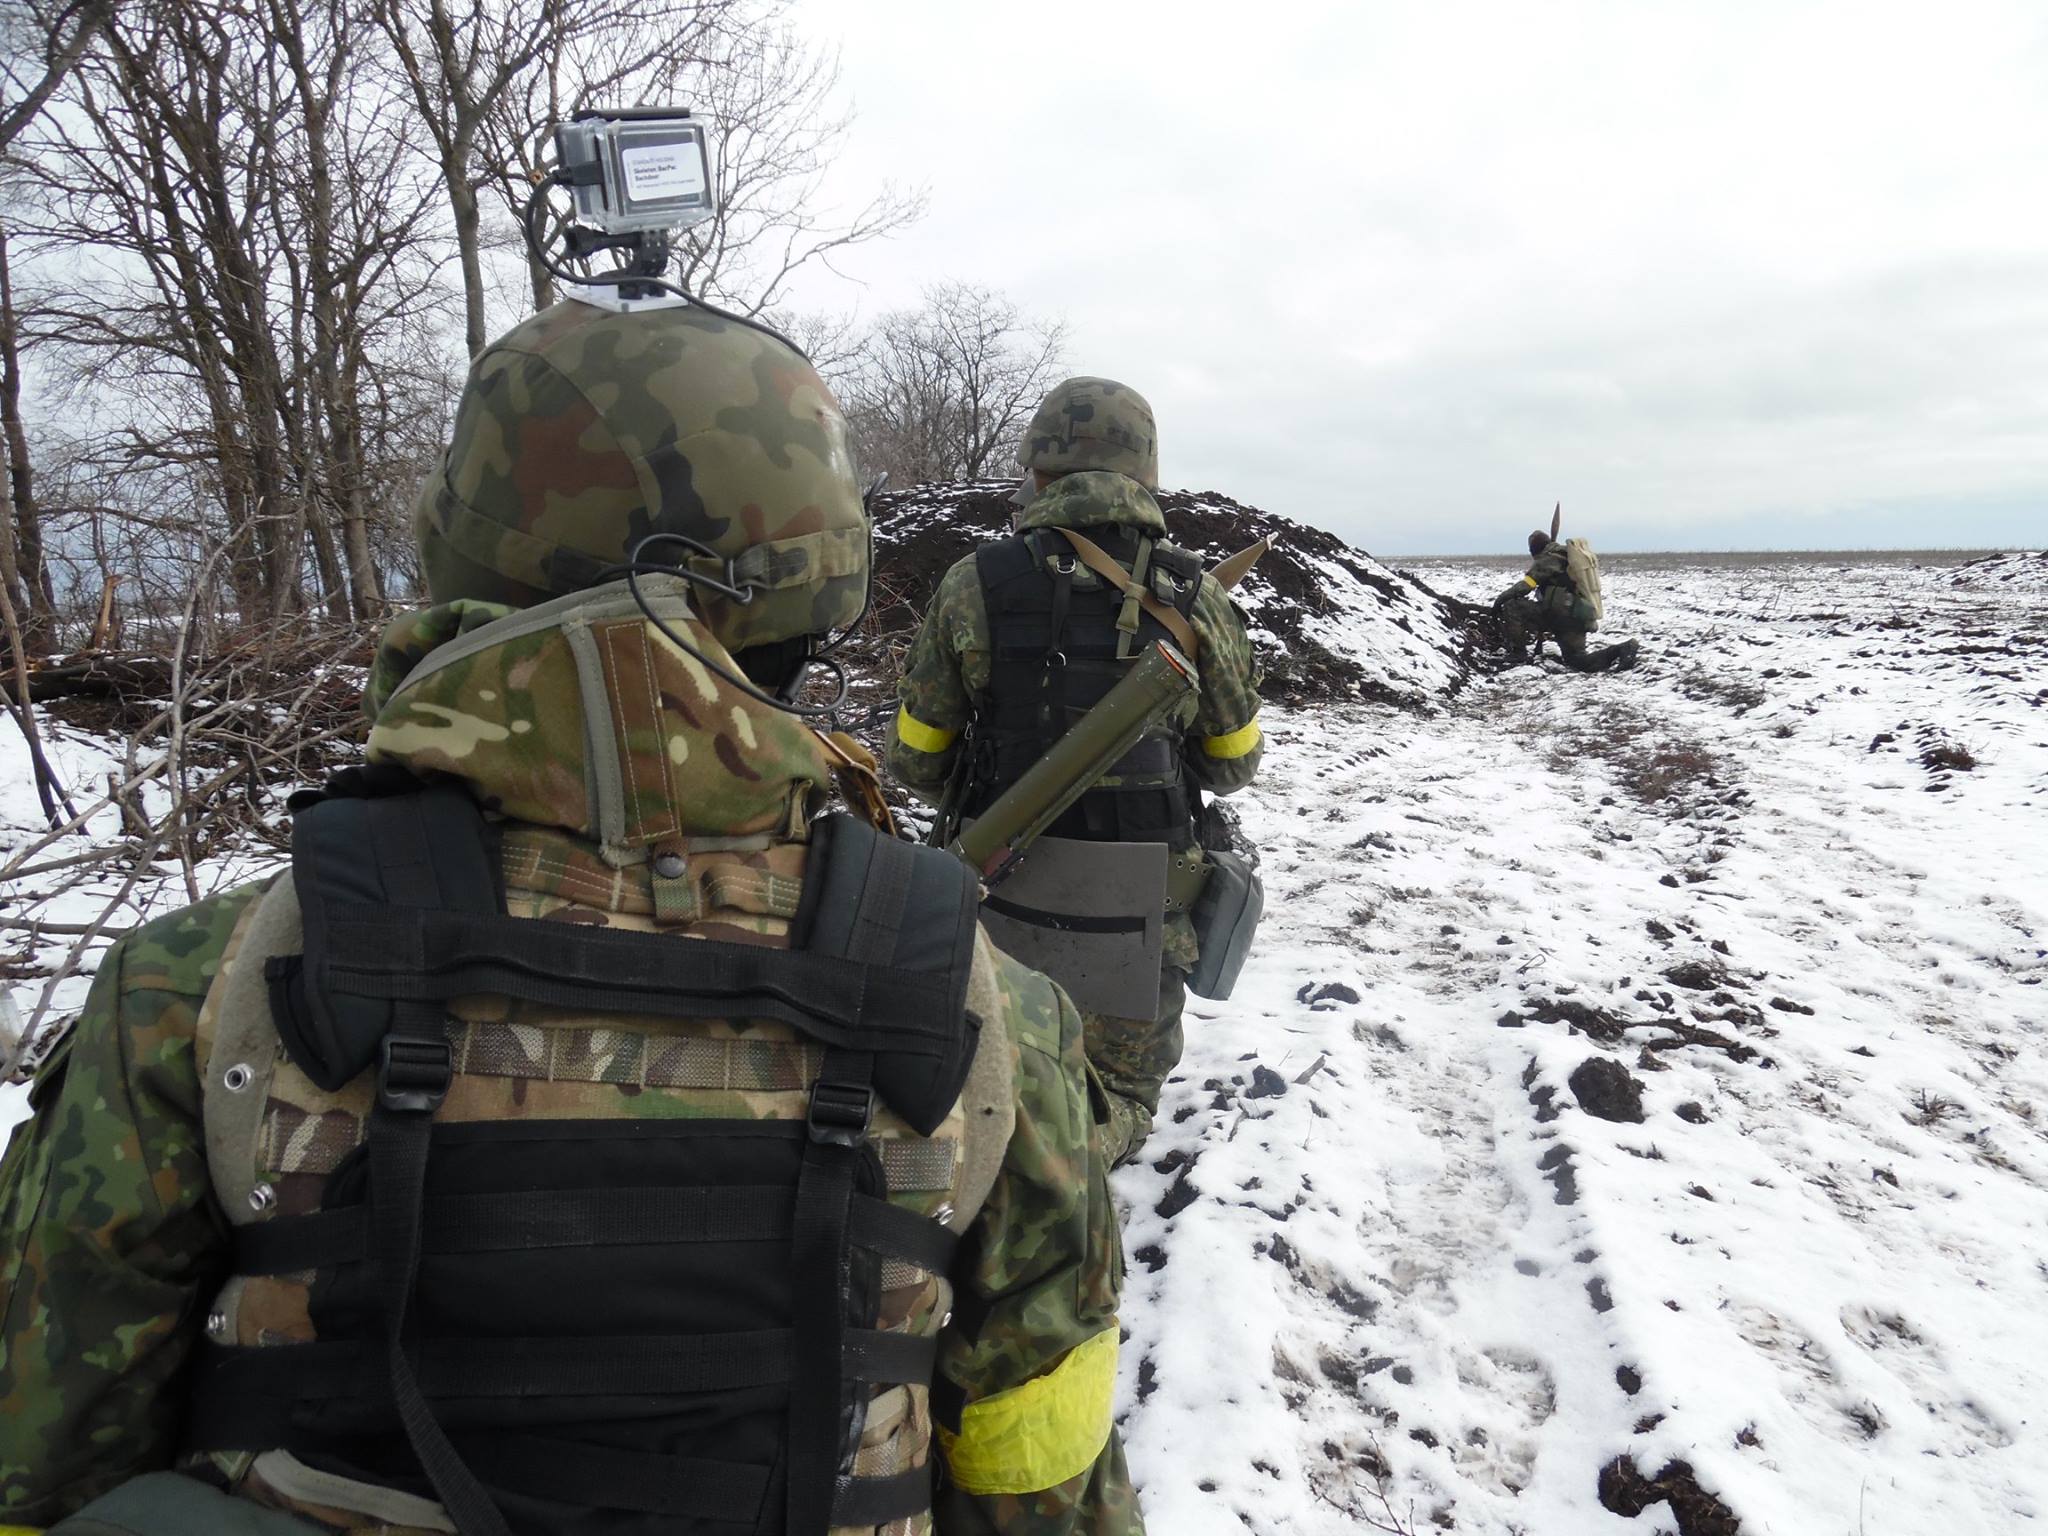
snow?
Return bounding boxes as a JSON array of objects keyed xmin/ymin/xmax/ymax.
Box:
[
  {"xmin": 1, "ymin": 711, "xmax": 284, "ymax": 1139},
  {"xmin": 5, "ymin": 548, "xmax": 2045, "ymax": 1532},
  {"xmin": 1115, "ymin": 551, "xmax": 2047, "ymax": 1533}
]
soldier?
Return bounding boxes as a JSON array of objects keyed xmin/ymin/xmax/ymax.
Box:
[
  {"xmin": 886, "ymin": 378, "xmax": 1263, "ymax": 1170},
  {"xmin": 0, "ymin": 302, "xmax": 1142, "ymax": 1536},
  {"xmin": 1495, "ymin": 528, "xmax": 1640, "ymax": 673}
]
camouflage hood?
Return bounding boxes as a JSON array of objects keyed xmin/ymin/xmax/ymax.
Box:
[
  {"xmin": 1015, "ymin": 470, "xmax": 1167, "ymax": 537},
  {"xmin": 362, "ymin": 576, "xmax": 828, "ymax": 853}
]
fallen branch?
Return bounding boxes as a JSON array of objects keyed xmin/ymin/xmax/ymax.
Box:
[{"xmin": 0, "ymin": 653, "xmax": 174, "ymax": 703}]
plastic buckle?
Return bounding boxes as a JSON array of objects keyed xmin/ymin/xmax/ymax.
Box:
[
  {"xmin": 377, "ymin": 1036, "xmax": 453, "ymax": 1115},
  {"xmin": 806, "ymin": 1080, "xmax": 876, "ymax": 1147}
]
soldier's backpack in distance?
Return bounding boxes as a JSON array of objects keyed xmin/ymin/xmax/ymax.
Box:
[{"xmin": 1563, "ymin": 538, "xmax": 1604, "ymax": 630}]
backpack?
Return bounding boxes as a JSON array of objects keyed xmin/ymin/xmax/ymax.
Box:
[{"xmin": 1562, "ymin": 538, "xmax": 1604, "ymax": 630}]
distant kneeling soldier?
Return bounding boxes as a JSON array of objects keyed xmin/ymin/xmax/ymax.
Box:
[
  {"xmin": 887, "ymin": 377, "xmax": 1265, "ymax": 1170},
  {"xmin": 1496, "ymin": 525, "xmax": 1640, "ymax": 673},
  {"xmin": 0, "ymin": 302, "xmax": 1142, "ymax": 1536}
]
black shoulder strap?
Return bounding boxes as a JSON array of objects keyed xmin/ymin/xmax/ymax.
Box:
[
  {"xmin": 792, "ymin": 814, "xmax": 980, "ymax": 1135},
  {"xmin": 973, "ymin": 535, "xmax": 1038, "ymax": 604},
  {"xmin": 268, "ymin": 779, "xmax": 498, "ymax": 1091}
]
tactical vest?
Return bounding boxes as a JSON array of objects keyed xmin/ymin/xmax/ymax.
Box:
[
  {"xmin": 182, "ymin": 771, "xmax": 986, "ymax": 1536},
  {"xmin": 967, "ymin": 525, "xmax": 1205, "ymax": 848}
]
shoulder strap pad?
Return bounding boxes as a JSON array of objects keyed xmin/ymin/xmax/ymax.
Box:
[
  {"xmin": 269, "ymin": 778, "xmax": 499, "ymax": 1091},
  {"xmin": 792, "ymin": 815, "xmax": 980, "ymax": 1135},
  {"xmin": 973, "ymin": 536, "xmax": 1039, "ymax": 598}
]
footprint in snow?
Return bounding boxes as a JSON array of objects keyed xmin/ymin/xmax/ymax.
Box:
[{"xmin": 1837, "ymin": 1304, "xmax": 2014, "ymax": 1452}]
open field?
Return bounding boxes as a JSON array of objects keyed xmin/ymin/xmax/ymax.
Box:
[
  {"xmin": 1116, "ymin": 548, "xmax": 2046, "ymax": 1533},
  {"xmin": 4, "ymin": 545, "xmax": 2043, "ymax": 1532}
]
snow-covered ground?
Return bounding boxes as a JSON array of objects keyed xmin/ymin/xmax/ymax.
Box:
[
  {"xmin": 5, "ymin": 549, "xmax": 2045, "ymax": 1535},
  {"xmin": 1117, "ymin": 551, "xmax": 2047, "ymax": 1534}
]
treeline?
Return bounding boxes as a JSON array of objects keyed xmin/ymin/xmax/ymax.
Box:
[
  {"xmin": 0, "ymin": 0, "xmax": 1072, "ymax": 669},
  {"xmin": 0, "ymin": 0, "xmax": 930, "ymax": 654}
]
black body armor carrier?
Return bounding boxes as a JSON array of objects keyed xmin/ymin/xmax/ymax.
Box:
[
  {"xmin": 967, "ymin": 525, "xmax": 1205, "ymax": 847},
  {"xmin": 184, "ymin": 772, "xmax": 981, "ymax": 1536}
]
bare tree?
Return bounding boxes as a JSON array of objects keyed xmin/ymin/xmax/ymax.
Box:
[
  {"xmin": 0, "ymin": 0, "xmax": 118, "ymax": 827},
  {"xmin": 0, "ymin": 0, "xmax": 918, "ymax": 653},
  {"xmin": 838, "ymin": 283, "xmax": 1068, "ymax": 486},
  {"xmin": 672, "ymin": 19, "xmax": 923, "ymax": 320},
  {"xmin": 0, "ymin": 0, "xmax": 116, "ymax": 155},
  {"xmin": 468, "ymin": 5, "xmax": 922, "ymax": 325},
  {"xmin": 17, "ymin": 0, "xmax": 454, "ymax": 627},
  {"xmin": 372, "ymin": 0, "xmax": 618, "ymax": 358}
]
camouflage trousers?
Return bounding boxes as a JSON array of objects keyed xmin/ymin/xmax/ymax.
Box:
[
  {"xmin": 1502, "ymin": 601, "xmax": 1639, "ymax": 674},
  {"xmin": 1084, "ymin": 965, "xmax": 1187, "ymax": 1168}
]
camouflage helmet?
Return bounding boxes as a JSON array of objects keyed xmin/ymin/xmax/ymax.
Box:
[
  {"xmin": 414, "ymin": 299, "xmax": 867, "ymax": 654},
  {"xmin": 1016, "ymin": 376, "xmax": 1158, "ymax": 489}
]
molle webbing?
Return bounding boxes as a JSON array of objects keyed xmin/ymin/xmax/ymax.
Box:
[
  {"xmin": 969, "ymin": 527, "xmax": 1202, "ymax": 848},
  {"xmin": 196, "ymin": 773, "xmax": 979, "ymax": 1536}
]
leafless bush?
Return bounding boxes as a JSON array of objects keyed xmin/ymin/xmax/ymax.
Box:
[
  {"xmin": 836, "ymin": 283, "xmax": 1068, "ymax": 487},
  {"xmin": 2, "ymin": 601, "xmax": 369, "ymax": 1076}
]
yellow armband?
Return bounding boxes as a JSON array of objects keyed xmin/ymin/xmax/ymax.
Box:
[
  {"xmin": 1201, "ymin": 719, "xmax": 1263, "ymax": 760},
  {"xmin": 936, "ymin": 1327, "xmax": 1119, "ymax": 1495},
  {"xmin": 893, "ymin": 707, "xmax": 957, "ymax": 755}
]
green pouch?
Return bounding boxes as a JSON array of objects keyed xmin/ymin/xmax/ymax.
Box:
[{"xmin": 1185, "ymin": 848, "xmax": 1263, "ymax": 1001}]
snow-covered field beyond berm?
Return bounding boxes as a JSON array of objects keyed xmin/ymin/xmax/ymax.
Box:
[
  {"xmin": 4, "ymin": 548, "xmax": 2046, "ymax": 1535},
  {"xmin": 1116, "ymin": 549, "xmax": 2047, "ymax": 1536}
]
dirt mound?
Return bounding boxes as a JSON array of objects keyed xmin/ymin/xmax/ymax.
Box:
[
  {"xmin": 869, "ymin": 481, "xmax": 1494, "ymax": 711},
  {"xmin": 1946, "ymin": 549, "xmax": 2048, "ymax": 589}
]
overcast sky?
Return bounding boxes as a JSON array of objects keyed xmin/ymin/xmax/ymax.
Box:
[{"xmin": 784, "ymin": 0, "xmax": 2048, "ymax": 554}]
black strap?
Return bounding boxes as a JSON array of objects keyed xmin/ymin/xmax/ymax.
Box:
[
  {"xmin": 981, "ymin": 894, "xmax": 1150, "ymax": 936},
  {"xmin": 847, "ymin": 1196, "xmax": 958, "ymax": 1277},
  {"xmin": 233, "ymin": 1184, "xmax": 796, "ymax": 1274},
  {"xmin": 234, "ymin": 1185, "xmax": 955, "ymax": 1283},
  {"xmin": 189, "ymin": 1324, "xmax": 932, "ymax": 1435},
  {"xmin": 847, "ymin": 831, "xmax": 916, "ymax": 968},
  {"xmin": 320, "ymin": 907, "xmax": 957, "ymax": 1059},
  {"xmin": 830, "ymin": 1465, "xmax": 934, "ymax": 1527},
  {"xmin": 462, "ymin": 1433, "xmax": 770, "ymax": 1523},
  {"xmin": 842, "ymin": 1328, "xmax": 937, "ymax": 1384},
  {"xmin": 786, "ymin": 1047, "xmax": 875, "ymax": 1536},
  {"xmin": 1043, "ymin": 553, "xmax": 1073, "ymax": 739},
  {"xmin": 367, "ymin": 1015, "xmax": 512, "ymax": 1536}
]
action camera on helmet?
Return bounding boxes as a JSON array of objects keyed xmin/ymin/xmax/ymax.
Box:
[
  {"xmin": 525, "ymin": 108, "xmax": 716, "ymax": 305},
  {"xmin": 552, "ymin": 109, "xmax": 715, "ymax": 238}
]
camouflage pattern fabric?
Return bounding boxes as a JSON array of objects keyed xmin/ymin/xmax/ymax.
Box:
[
  {"xmin": 1496, "ymin": 540, "xmax": 1575, "ymax": 612},
  {"xmin": 0, "ymin": 593, "xmax": 1141, "ymax": 1536},
  {"xmin": 1497, "ymin": 545, "xmax": 1637, "ymax": 672},
  {"xmin": 1018, "ymin": 381, "xmax": 1158, "ymax": 489},
  {"xmin": 887, "ymin": 473, "xmax": 1267, "ymax": 910},
  {"xmin": 0, "ymin": 888, "xmax": 254, "ymax": 1526},
  {"xmin": 1082, "ymin": 968, "xmax": 1186, "ymax": 1170},
  {"xmin": 414, "ymin": 299, "xmax": 869, "ymax": 656},
  {"xmin": 886, "ymin": 472, "xmax": 1261, "ymax": 1169}
]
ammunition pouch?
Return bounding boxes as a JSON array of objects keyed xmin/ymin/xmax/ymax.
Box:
[{"xmin": 1185, "ymin": 849, "xmax": 1263, "ymax": 1001}]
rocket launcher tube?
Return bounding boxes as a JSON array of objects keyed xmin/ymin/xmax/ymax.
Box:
[{"xmin": 949, "ymin": 640, "xmax": 1197, "ymax": 885}]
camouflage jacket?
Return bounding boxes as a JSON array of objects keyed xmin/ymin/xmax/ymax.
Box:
[
  {"xmin": 0, "ymin": 582, "xmax": 1141, "ymax": 1536},
  {"xmin": 886, "ymin": 473, "xmax": 1263, "ymax": 965},
  {"xmin": 1498, "ymin": 544, "xmax": 1575, "ymax": 614}
]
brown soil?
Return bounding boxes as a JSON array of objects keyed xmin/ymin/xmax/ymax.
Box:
[{"xmin": 865, "ymin": 480, "xmax": 1502, "ymax": 713}]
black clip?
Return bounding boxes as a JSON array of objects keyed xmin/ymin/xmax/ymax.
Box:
[
  {"xmin": 377, "ymin": 1035, "xmax": 453, "ymax": 1115},
  {"xmin": 806, "ymin": 1079, "xmax": 876, "ymax": 1148}
]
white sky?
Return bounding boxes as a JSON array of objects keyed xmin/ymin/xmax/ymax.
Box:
[{"xmin": 786, "ymin": 0, "xmax": 2048, "ymax": 553}]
